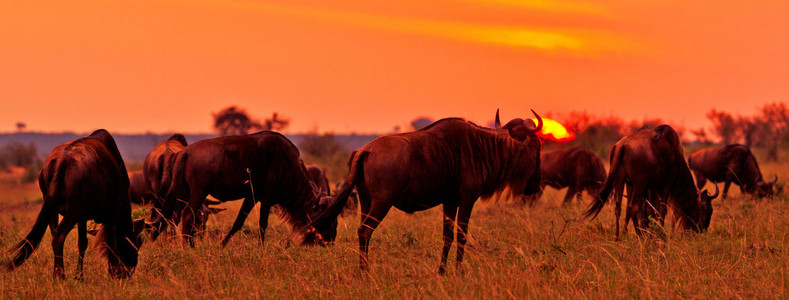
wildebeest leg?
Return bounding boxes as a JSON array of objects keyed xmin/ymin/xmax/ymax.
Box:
[
  {"xmin": 76, "ymin": 221, "xmax": 88, "ymax": 280},
  {"xmin": 438, "ymin": 203, "xmax": 458, "ymax": 275},
  {"xmin": 182, "ymin": 194, "xmax": 207, "ymax": 247},
  {"xmin": 258, "ymin": 204, "xmax": 272, "ymax": 245},
  {"xmin": 51, "ymin": 215, "xmax": 77, "ymax": 280},
  {"xmin": 455, "ymin": 201, "xmax": 476, "ymax": 274},
  {"xmin": 562, "ymin": 186, "xmax": 577, "ymax": 205},
  {"xmin": 722, "ymin": 180, "xmax": 732, "ymax": 200},
  {"xmin": 357, "ymin": 202, "xmax": 391, "ymax": 272},
  {"xmin": 221, "ymin": 196, "xmax": 256, "ymax": 247},
  {"xmin": 613, "ymin": 183, "xmax": 625, "ymax": 240},
  {"xmin": 629, "ymin": 187, "xmax": 646, "ymax": 237}
]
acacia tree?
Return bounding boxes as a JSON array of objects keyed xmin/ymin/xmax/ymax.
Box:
[
  {"xmin": 759, "ymin": 102, "xmax": 789, "ymax": 161},
  {"xmin": 706, "ymin": 109, "xmax": 738, "ymax": 145},
  {"xmin": 213, "ymin": 106, "xmax": 289, "ymax": 136}
]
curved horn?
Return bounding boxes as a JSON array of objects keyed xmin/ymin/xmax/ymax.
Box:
[
  {"xmin": 704, "ymin": 184, "xmax": 720, "ymax": 199},
  {"xmin": 495, "ymin": 109, "xmax": 502, "ymax": 129},
  {"xmin": 528, "ymin": 109, "xmax": 543, "ymax": 133},
  {"xmin": 771, "ymin": 174, "xmax": 778, "ymax": 185}
]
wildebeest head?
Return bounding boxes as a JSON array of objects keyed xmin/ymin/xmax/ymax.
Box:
[
  {"xmin": 104, "ymin": 218, "xmax": 149, "ymax": 279},
  {"xmin": 755, "ymin": 175, "xmax": 778, "ymax": 199},
  {"xmin": 696, "ymin": 185, "xmax": 719, "ymax": 232},
  {"xmin": 301, "ymin": 195, "xmax": 338, "ymax": 245},
  {"xmin": 495, "ymin": 109, "xmax": 543, "ymax": 196}
]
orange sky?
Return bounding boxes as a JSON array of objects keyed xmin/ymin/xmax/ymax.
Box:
[{"xmin": 1, "ymin": 0, "xmax": 788, "ymax": 134}]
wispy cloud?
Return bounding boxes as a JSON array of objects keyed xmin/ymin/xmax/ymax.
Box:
[
  {"xmin": 460, "ymin": 0, "xmax": 609, "ymax": 15},
  {"xmin": 219, "ymin": 1, "xmax": 638, "ymax": 55}
]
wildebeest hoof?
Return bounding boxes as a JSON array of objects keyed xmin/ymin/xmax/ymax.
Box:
[{"xmin": 438, "ymin": 266, "xmax": 447, "ymax": 276}]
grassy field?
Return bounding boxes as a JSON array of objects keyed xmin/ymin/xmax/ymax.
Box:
[{"xmin": 1, "ymin": 154, "xmax": 788, "ymax": 299}]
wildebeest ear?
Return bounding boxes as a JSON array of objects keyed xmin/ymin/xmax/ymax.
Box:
[{"xmin": 502, "ymin": 118, "xmax": 528, "ymax": 141}]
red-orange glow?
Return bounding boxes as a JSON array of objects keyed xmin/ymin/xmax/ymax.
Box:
[{"xmin": 531, "ymin": 118, "xmax": 575, "ymax": 142}]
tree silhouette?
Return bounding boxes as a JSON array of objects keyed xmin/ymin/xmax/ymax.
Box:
[
  {"xmin": 706, "ymin": 109, "xmax": 738, "ymax": 144},
  {"xmin": 213, "ymin": 106, "xmax": 259, "ymax": 136},
  {"xmin": 759, "ymin": 102, "xmax": 789, "ymax": 161}
]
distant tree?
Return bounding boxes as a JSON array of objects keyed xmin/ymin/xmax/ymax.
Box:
[
  {"xmin": 213, "ymin": 106, "xmax": 261, "ymax": 136},
  {"xmin": 261, "ymin": 112, "xmax": 289, "ymax": 132},
  {"xmin": 736, "ymin": 115, "xmax": 761, "ymax": 148},
  {"xmin": 759, "ymin": 102, "xmax": 789, "ymax": 161},
  {"xmin": 15, "ymin": 122, "xmax": 26, "ymax": 132},
  {"xmin": 410, "ymin": 117, "xmax": 434, "ymax": 131},
  {"xmin": 690, "ymin": 128, "xmax": 712, "ymax": 144},
  {"xmin": 706, "ymin": 109, "xmax": 738, "ymax": 144},
  {"xmin": 213, "ymin": 107, "xmax": 289, "ymax": 136}
]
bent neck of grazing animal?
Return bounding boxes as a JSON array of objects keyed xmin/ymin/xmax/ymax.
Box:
[
  {"xmin": 265, "ymin": 164, "xmax": 321, "ymax": 230},
  {"xmin": 669, "ymin": 163, "xmax": 709, "ymax": 231}
]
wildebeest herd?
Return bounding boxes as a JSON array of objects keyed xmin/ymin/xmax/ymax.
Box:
[{"xmin": 2, "ymin": 110, "xmax": 779, "ymax": 279}]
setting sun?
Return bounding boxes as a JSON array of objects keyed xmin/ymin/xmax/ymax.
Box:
[{"xmin": 531, "ymin": 117, "xmax": 575, "ymax": 142}]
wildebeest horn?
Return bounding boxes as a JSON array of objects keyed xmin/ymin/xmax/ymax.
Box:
[
  {"xmin": 771, "ymin": 175, "xmax": 778, "ymax": 185},
  {"xmin": 703, "ymin": 184, "xmax": 720, "ymax": 200},
  {"xmin": 527, "ymin": 109, "xmax": 543, "ymax": 133},
  {"xmin": 495, "ymin": 109, "xmax": 502, "ymax": 129}
]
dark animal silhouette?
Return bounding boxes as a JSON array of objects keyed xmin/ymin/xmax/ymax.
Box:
[
  {"xmin": 129, "ymin": 170, "xmax": 155, "ymax": 205},
  {"xmin": 585, "ymin": 125, "xmax": 718, "ymax": 239},
  {"xmin": 144, "ymin": 134, "xmax": 188, "ymax": 213},
  {"xmin": 307, "ymin": 110, "xmax": 543, "ymax": 274},
  {"xmin": 688, "ymin": 144, "xmax": 777, "ymax": 199},
  {"xmin": 143, "ymin": 134, "xmax": 223, "ymax": 233},
  {"xmin": 527, "ymin": 147, "xmax": 606, "ymax": 205},
  {"xmin": 4, "ymin": 129, "xmax": 147, "ymax": 279},
  {"xmin": 153, "ymin": 131, "xmax": 336, "ymax": 247}
]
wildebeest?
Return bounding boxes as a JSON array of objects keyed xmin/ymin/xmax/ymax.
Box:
[
  {"xmin": 585, "ymin": 125, "xmax": 718, "ymax": 239},
  {"xmin": 153, "ymin": 131, "xmax": 336, "ymax": 247},
  {"xmin": 307, "ymin": 110, "xmax": 543, "ymax": 274},
  {"xmin": 144, "ymin": 134, "xmax": 188, "ymax": 212},
  {"xmin": 4, "ymin": 129, "xmax": 147, "ymax": 279},
  {"xmin": 142, "ymin": 134, "xmax": 223, "ymax": 232},
  {"xmin": 688, "ymin": 144, "xmax": 777, "ymax": 199},
  {"xmin": 129, "ymin": 170, "xmax": 155, "ymax": 205},
  {"xmin": 528, "ymin": 147, "xmax": 606, "ymax": 205}
]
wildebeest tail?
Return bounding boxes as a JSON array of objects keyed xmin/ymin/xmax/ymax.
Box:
[
  {"xmin": 308, "ymin": 151, "xmax": 367, "ymax": 231},
  {"xmin": 5, "ymin": 165, "xmax": 61, "ymax": 271},
  {"xmin": 584, "ymin": 146, "xmax": 623, "ymax": 220}
]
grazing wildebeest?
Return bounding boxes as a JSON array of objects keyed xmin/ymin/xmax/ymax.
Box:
[
  {"xmin": 585, "ymin": 125, "xmax": 718, "ymax": 239},
  {"xmin": 688, "ymin": 144, "xmax": 777, "ymax": 199},
  {"xmin": 142, "ymin": 134, "xmax": 223, "ymax": 232},
  {"xmin": 153, "ymin": 131, "xmax": 336, "ymax": 247},
  {"xmin": 528, "ymin": 147, "xmax": 606, "ymax": 205},
  {"xmin": 129, "ymin": 170, "xmax": 155, "ymax": 205},
  {"xmin": 4, "ymin": 129, "xmax": 147, "ymax": 279},
  {"xmin": 307, "ymin": 110, "xmax": 543, "ymax": 274}
]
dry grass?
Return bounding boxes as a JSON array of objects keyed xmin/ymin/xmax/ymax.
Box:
[{"xmin": 1, "ymin": 156, "xmax": 788, "ymax": 299}]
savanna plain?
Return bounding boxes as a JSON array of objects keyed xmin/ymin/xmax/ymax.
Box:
[{"xmin": 1, "ymin": 149, "xmax": 788, "ymax": 299}]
